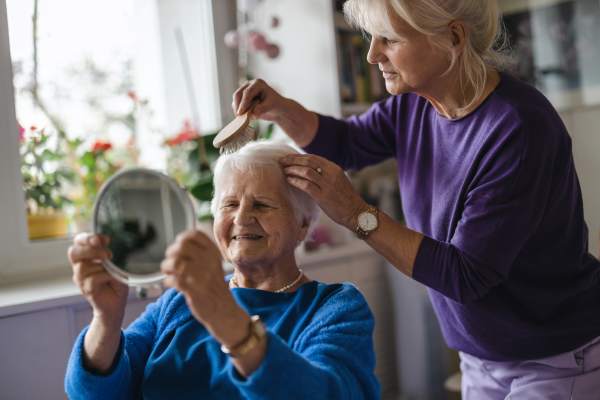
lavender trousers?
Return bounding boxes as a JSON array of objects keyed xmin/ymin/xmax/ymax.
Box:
[{"xmin": 460, "ymin": 336, "xmax": 600, "ymax": 399}]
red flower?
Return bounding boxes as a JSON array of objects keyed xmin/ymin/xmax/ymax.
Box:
[
  {"xmin": 91, "ymin": 140, "xmax": 113, "ymax": 153},
  {"xmin": 164, "ymin": 120, "xmax": 200, "ymax": 147}
]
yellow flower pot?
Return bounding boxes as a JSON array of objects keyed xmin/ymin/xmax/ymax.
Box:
[{"xmin": 27, "ymin": 212, "xmax": 69, "ymax": 240}]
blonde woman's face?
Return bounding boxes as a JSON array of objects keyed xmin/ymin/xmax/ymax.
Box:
[
  {"xmin": 213, "ymin": 167, "xmax": 307, "ymax": 268},
  {"xmin": 366, "ymin": 11, "xmax": 451, "ymax": 96}
]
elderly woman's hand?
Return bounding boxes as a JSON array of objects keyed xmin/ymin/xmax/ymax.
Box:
[
  {"xmin": 161, "ymin": 231, "xmax": 247, "ymax": 327},
  {"xmin": 280, "ymin": 154, "xmax": 367, "ymax": 230},
  {"xmin": 68, "ymin": 233, "xmax": 128, "ymax": 328}
]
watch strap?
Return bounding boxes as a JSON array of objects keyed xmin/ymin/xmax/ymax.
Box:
[{"xmin": 220, "ymin": 315, "xmax": 266, "ymax": 358}]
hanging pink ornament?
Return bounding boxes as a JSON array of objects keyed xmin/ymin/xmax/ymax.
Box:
[
  {"xmin": 270, "ymin": 16, "xmax": 280, "ymax": 28},
  {"xmin": 248, "ymin": 31, "xmax": 268, "ymax": 51},
  {"xmin": 266, "ymin": 43, "xmax": 280, "ymax": 59},
  {"xmin": 224, "ymin": 30, "xmax": 239, "ymax": 48}
]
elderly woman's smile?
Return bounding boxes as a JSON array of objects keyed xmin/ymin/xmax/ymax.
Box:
[{"xmin": 214, "ymin": 166, "xmax": 306, "ymax": 269}]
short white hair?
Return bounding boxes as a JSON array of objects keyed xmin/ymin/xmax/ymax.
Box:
[{"xmin": 211, "ymin": 141, "xmax": 320, "ymax": 231}]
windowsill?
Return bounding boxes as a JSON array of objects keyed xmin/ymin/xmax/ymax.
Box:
[{"xmin": 0, "ymin": 239, "xmax": 374, "ymax": 318}]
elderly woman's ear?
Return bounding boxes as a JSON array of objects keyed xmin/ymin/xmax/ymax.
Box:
[{"xmin": 297, "ymin": 218, "xmax": 310, "ymax": 245}]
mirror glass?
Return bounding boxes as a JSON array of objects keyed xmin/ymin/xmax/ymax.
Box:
[{"xmin": 93, "ymin": 168, "xmax": 196, "ymax": 287}]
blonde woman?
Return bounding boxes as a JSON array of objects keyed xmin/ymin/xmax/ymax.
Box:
[{"xmin": 233, "ymin": 0, "xmax": 600, "ymax": 398}]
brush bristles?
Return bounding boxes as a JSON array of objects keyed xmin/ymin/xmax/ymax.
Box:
[{"xmin": 218, "ymin": 126, "xmax": 257, "ymax": 155}]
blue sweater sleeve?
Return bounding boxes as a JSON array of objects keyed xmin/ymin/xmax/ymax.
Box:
[
  {"xmin": 64, "ymin": 291, "xmax": 172, "ymax": 399},
  {"xmin": 412, "ymin": 118, "xmax": 558, "ymax": 303},
  {"xmin": 303, "ymin": 97, "xmax": 399, "ymax": 170},
  {"xmin": 228, "ymin": 285, "xmax": 380, "ymax": 399}
]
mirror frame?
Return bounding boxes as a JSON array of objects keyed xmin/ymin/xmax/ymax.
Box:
[{"xmin": 92, "ymin": 167, "xmax": 197, "ymax": 287}]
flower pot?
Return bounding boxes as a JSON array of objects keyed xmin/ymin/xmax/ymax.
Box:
[{"xmin": 27, "ymin": 212, "xmax": 69, "ymax": 240}]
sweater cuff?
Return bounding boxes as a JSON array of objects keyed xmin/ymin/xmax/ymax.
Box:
[
  {"xmin": 64, "ymin": 327, "xmax": 130, "ymax": 399},
  {"xmin": 227, "ymin": 332, "xmax": 289, "ymax": 397}
]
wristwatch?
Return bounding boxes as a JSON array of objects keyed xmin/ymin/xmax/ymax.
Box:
[
  {"xmin": 355, "ymin": 205, "xmax": 379, "ymax": 239},
  {"xmin": 220, "ymin": 315, "xmax": 266, "ymax": 358}
]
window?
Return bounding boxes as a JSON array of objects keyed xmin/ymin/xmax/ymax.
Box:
[{"xmin": 0, "ymin": 0, "xmax": 235, "ymax": 283}]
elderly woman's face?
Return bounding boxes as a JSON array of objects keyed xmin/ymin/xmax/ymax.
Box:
[
  {"xmin": 366, "ymin": 10, "xmax": 451, "ymax": 95},
  {"xmin": 213, "ymin": 166, "xmax": 306, "ymax": 268}
]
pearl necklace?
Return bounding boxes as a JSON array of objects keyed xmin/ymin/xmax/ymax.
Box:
[{"xmin": 230, "ymin": 269, "xmax": 304, "ymax": 293}]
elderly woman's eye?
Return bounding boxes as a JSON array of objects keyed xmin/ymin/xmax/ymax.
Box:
[{"xmin": 221, "ymin": 203, "xmax": 237, "ymax": 209}]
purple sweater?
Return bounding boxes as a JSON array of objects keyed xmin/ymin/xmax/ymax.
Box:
[{"xmin": 305, "ymin": 73, "xmax": 600, "ymax": 361}]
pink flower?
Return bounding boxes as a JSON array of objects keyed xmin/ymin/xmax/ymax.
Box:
[
  {"xmin": 266, "ymin": 43, "xmax": 280, "ymax": 59},
  {"xmin": 17, "ymin": 123, "xmax": 25, "ymax": 142},
  {"xmin": 248, "ymin": 31, "xmax": 268, "ymax": 51},
  {"xmin": 127, "ymin": 90, "xmax": 138, "ymax": 102},
  {"xmin": 224, "ymin": 30, "xmax": 239, "ymax": 48}
]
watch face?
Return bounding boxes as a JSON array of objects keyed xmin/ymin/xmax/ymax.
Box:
[{"xmin": 358, "ymin": 211, "xmax": 378, "ymax": 231}]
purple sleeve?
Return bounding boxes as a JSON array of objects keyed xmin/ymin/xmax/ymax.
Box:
[
  {"xmin": 303, "ymin": 97, "xmax": 399, "ymax": 170},
  {"xmin": 412, "ymin": 121, "xmax": 557, "ymax": 303}
]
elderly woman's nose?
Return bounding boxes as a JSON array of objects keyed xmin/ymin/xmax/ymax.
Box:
[{"xmin": 233, "ymin": 205, "xmax": 256, "ymax": 225}]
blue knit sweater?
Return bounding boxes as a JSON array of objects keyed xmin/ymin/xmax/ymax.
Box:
[{"xmin": 64, "ymin": 281, "xmax": 380, "ymax": 399}]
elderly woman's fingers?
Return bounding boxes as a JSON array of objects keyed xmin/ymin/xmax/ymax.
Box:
[
  {"xmin": 68, "ymin": 243, "xmax": 111, "ymax": 264},
  {"xmin": 72, "ymin": 262, "xmax": 105, "ymax": 284},
  {"xmin": 79, "ymin": 270, "xmax": 117, "ymax": 296}
]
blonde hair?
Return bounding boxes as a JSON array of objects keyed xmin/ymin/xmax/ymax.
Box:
[
  {"xmin": 211, "ymin": 141, "xmax": 320, "ymax": 230},
  {"xmin": 344, "ymin": 0, "xmax": 511, "ymax": 114}
]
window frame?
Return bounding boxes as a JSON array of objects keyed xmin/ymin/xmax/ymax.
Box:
[{"xmin": 0, "ymin": 0, "xmax": 236, "ymax": 285}]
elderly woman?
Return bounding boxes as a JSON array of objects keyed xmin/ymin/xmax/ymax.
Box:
[
  {"xmin": 233, "ymin": 0, "xmax": 600, "ymax": 398},
  {"xmin": 64, "ymin": 142, "xmax": 380, "ymax": 399}
]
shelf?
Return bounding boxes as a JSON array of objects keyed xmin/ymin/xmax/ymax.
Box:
[{"xmin": 334, "ymin": 12, "xmax": 352, "ymax": 31}]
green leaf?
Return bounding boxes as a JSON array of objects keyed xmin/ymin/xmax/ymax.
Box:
[
  {"xmin": 80, "ymin": 151, "xmax": 96, "ymax": 169},
  {"xmin": 189, "ymin": 175, "xmax": 214, "ymax": 202}
]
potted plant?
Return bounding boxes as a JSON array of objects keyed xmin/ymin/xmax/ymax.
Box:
[{"xmin": 20, "ymin": 125, "xmax": 75, "ymax": 239}]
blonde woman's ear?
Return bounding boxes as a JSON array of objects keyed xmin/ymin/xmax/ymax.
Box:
[{"xmin": 448, "ymin": 20, "xmax": 467, "ymax": 48}]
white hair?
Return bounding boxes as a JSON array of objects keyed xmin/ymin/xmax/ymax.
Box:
[
  {"xmin": 344, "ymin": 0, "xmax": 512, "ymax": 114},
  {"xmin": 211, "ymin": 141, "xmax": 320, "ymax": 231}
]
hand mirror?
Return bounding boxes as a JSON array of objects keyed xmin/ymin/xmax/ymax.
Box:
[{"xmin": 93, "ymin": 168, "xmax": 196, "ymax": 287}]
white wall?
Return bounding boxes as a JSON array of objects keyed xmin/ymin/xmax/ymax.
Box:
[
  {"xmin": 246, "ymin": 0, "xmax": 341, "ymax": 117},
  {"xmin": 560, "ymin": 105, "xmax": 600, "ymax": 257}
]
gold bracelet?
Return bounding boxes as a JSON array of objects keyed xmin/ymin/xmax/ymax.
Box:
[{"xmin": 220, "ymin": 315, "xmax": 266, "ymax": 358}]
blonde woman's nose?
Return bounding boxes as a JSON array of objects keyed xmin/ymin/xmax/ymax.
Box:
[{"xmin": 366, "ymin": 38, "xmax": 384, "ymax": 64}]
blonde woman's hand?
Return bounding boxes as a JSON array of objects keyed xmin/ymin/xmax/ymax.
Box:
[
  {"xmin": 232, "ymin": 79, "xmax": 287, "ymax": 121},
  {"xmin": 232, "ymin": 79, "xmax": 319, "ymax": 147},
  {"xmin": 280, "ymin": 154, "xmax": 367, "ymax": 230},
  {"xmin": 68, "ymin": 233, "xmax": 128, "ymax": 328}
]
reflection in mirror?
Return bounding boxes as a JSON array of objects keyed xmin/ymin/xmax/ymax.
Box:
[{"xmin": 93, "ymin": 168, "xmax": 195, "ymax": 286}]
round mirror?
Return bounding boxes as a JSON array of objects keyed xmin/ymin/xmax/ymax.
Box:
[{"xmin": 92, "ymin": 168, "xmax": 196, "ymax": 287}]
